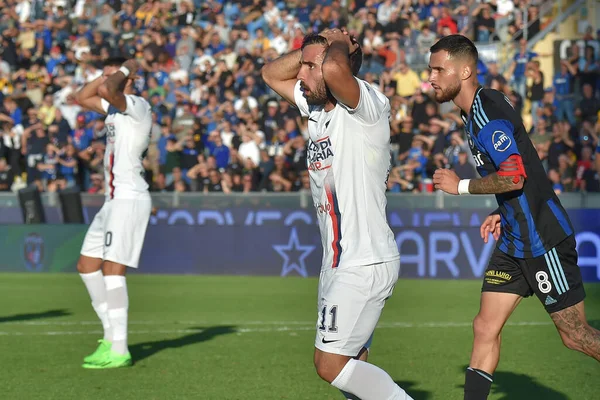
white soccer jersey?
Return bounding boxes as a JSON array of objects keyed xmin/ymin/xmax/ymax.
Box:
[
  {"xmin": 101, "ymin": 95, "xmax": 152, "ymax": 200},
  {"xmin": 293, "ymin": 78, "xmax": 399, "ymax": 270}
]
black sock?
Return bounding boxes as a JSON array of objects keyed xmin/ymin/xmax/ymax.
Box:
[{"xmin": 464, "ymin": 367, "xmax": 493, "ymax": 400}]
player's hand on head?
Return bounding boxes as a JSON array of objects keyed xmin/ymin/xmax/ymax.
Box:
[
  {"xmin": 480, "ymin": 214, "xmax": 502, "ymax": 243},
  {"xmin": 433, "ymin": 168, "xmax": 460, "ymax": 195},
  {"xmin": 122, "ymin": 59, "xmax": 140, "ymax": 76},
  {"xmin": 319, "ymin": 28, "xmax": 354, "ymax": 50},
  {"xmin": 103, "ymin": 66, "xmax": 118, "ymax": 76}
]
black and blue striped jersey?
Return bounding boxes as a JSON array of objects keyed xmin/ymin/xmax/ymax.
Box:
[{"xmin": 462, "ymin": 87, "xmax": 574, "ymax": 258}]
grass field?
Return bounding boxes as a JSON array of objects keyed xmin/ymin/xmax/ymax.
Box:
[{"xmin": 0, "ymin": 273, "xmax": 598, "ymax": 400}]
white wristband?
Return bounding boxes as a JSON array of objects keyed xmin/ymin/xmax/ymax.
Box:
[
  {"xmin": 119, "ymin": 66, "xmax": 130, "ymax": 77},
  {"xmin": 458, "ymin": 179, "xmax": 471, "ymax": 195}
]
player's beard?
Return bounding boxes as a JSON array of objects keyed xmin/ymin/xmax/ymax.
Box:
[
  {"xmin": 434, "ymin": 79, "xmax": 461, "ymax": 103},
  {"xmin": 304, "ymin": 79, "xmax": 329, "ymax": 105}
]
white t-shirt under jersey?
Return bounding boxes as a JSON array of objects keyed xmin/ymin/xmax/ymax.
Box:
[
  {"xmin": 293, "ymin": 78, "xmax": 399, "ymax": 270},
  {"xmin": 101, "ymin": 95, "xmax": 152, "ymax": 200}
]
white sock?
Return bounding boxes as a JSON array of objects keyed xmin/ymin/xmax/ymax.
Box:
[
  {"xmin": 104, "ymin": 275, "xmax": 129, "ymax": 355},
  {"xmin": 80, "ymin": 270, "xmax": 111, "ymax": 341},
  {"xmin": 331, "ymin": 359, "xmax": 414, "ymax": 400}
]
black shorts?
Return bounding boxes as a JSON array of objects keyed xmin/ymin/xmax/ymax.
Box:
[{"xmin": 482, "ymin": 235, "xmax": 586, "ymax": 314}]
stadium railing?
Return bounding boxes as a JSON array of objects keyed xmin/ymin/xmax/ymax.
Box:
[{"xmin": 1, "ymin": 192, "xmax": 600, "ymax": 212}]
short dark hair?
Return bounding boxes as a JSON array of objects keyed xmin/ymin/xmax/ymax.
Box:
[
  {"xmin": 301, "ymin": 33, "xmax": 363, "ymax": 76},
  {"xmin": 104, "ymin": 57, "xmax": 128, "ymax": 67},
  {"xmin": 301, "ymin": 33, "xmax": 328, "ymax": 50},
  {"xmin": 430, "ymin": 34, "xmax": 478, "ymax": 65}
]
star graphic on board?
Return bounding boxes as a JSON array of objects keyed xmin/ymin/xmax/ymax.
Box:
[{"xmin": 273, "ymin": 227, "xmax": 315, "ymax": 277}]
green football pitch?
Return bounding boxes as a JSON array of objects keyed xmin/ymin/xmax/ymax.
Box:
[{"xmin": 1, "ymin": 273, "xmax": 598, "ymax": 400}]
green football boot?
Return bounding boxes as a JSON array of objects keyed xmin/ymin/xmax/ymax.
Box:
[{"xmin": 83, "ymin": 339, "xmax": 111, "ymax": 364}]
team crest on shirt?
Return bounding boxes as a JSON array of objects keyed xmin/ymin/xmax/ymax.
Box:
[
  {"xmin": 492, "ymin": 131, "xmax": 511, "ymax": 152},
  {"xmin": 307, "ymin": 136, "xmax": 334, "ymax": 171}
]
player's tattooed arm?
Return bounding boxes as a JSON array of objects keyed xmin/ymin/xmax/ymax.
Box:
[
  {"xmin": 468, "ymin": 173, "xmax": 524, "ymax": 194},
  {"xmin": 470, "ymin": 154, "xmax": 526, "ymax": 194}
]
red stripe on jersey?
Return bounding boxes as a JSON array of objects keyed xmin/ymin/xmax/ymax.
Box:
[
  {"xmin": 325, "ymin": 185, "xmax": 342, "ymax": 268},
  {"xmin": 109, "ymin": 153, "xmax": 115, "ymax": 199}
]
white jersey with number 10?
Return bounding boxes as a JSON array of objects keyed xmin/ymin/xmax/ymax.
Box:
[
  {"xmin": 101, "ymin": 95, "xmax": 152, "ymax": 200},
  {"xmin": 293, "ymin": 78, "xmax": 399, "ymax": 271}
]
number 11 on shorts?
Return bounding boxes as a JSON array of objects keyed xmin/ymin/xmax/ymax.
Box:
[{"xmin": 318, "ymin": 305, "xmax": 338, "ymax": 333}]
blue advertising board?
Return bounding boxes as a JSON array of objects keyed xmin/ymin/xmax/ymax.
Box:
[{"xmin": 1, "ymin": 207, "xmax": 599, "ymax": 282}]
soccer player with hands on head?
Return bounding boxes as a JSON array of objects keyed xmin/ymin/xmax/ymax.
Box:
[
  {"xmin": 262, "ymin": 27, "xmax": 413, "ymax": 400},
  {"xmin": 75, "ymin": 56, "xmax": 153, "ymax": 369}
]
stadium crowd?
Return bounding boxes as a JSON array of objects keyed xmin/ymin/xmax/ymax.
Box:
[{"xmin": 0, "ymin": 0, "xmax": 598, "ymax": 195}]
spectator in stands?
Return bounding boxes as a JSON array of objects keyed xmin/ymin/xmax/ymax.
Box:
[
  {"xmin": 0, "ymin": 0, "xmax": 588, "ymax": 197},
  {"xmin": 525, "ymin": 6, "xmax": 541, "ymax": 39},
  {"xmin": 526, "ymin": 60, "xmax": 545, "ymax": 127},
  {"xmin": 0, "ymin": 157, "xmax": 14, "ymax": 191},
  {"xmin": 87, "ymin": 173, "xmax": 105, "ymax": 195},
  {"xmin": 554, "ymin": 60, "xmax": 578, "ymax": 125},
  {"xmin": 437, "ymin": 7, "xmax": 458, "ymax": 36},
  {"xmin": 579, "ymin": 45, "xmax": 600, "ymax": 91},
  {"xmin": 57, "ymin": 144, "xmax": 77, "ymax": 188},
  {"xmin": 453, "ymin": 149, "xmax": 478, "ymax": 180},
  {"xmin": 416, "ymin": 25, "xmax": 437, "ymax": 64},
  {"xmin": 472, "ymin": 3, "xmax": 496, "ymax": 43},
  {"xmin": 548, "ymin": 123, "xmax": 575, "ymax": 171},
  {"xmin": 548, "ymin": 168, "xmax": 564, "ymax": 194},
  {"xmin": 577, "ymin": 83, "xmax": 600, "ymax": 123},
  {"xmin": 557, "ymin": 153, "xmax": 575, "ymax": 192},
  {"xmin": 387, "ymin": 165, "xmax": 418, "ymax": 193},
  {"xmin": 167, "ymin": 166, "xmax": 190, "ymax": 192},
  {"xmin": 394, "ymin": 63, "xmax": 421, "ymax": 99}
]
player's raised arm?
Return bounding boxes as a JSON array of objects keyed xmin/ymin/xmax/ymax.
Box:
[
  {"xmin": 320, "ymin": 29, "xmax": 360, "ymax": 109},
  {"xmin": 98, "ymin": 58, "xmax": 148, "ymax": 122},
  {"xmin": 261, "ymin": 49, "xmax": 302, "ymax": 107},
  {"xmin": 75, "ymin": 75, "xmax": 109, "ymax": 115},
  {"xmin": 76, "ymin": 58, "xmax": 129, "ymax": 115}
]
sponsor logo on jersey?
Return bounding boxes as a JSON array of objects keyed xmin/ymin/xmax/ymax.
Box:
[
  {"xmin": 492, "ymin": 131, "xmax": 511, "ymax": 152},
  {"xmin": 307, "ymin": 136, "xmax": 334, "ymax": 171},
  {"xmin": 468, "ymin": 135, "xmax": 485, "ymax": 167},
  {"xmin": 315, "ymin": 202, "xmax": 332, "ymax": 214},
  {"xmin": 23, "ymin": 233, "xmax": 44, "ymax": 272},
  {"xmin": 106, "ymin": 123, "xmax": 116, "ymax": 140}
]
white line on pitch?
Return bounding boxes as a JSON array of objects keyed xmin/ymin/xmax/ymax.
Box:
[
  {"xmin": 1, "ymin": 320, "xmax": 315, "ymax": 326},
  {"xmin": 0, "ymin": 321, "xmax": 554, "ymax": 336}
]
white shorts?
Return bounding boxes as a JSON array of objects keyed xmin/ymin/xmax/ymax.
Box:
[
  {"xmin": 80, "ymin": 198, "xmax": 151, "ymax": 268},
  {"xmin": 315, "ymin": 259, "xmax": 400, "ymax": 357}
]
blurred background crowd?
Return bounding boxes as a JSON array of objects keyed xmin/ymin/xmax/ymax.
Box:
[{"xmin": 0, "ymin": 0, "xmax": 597, "ymax": 195}]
